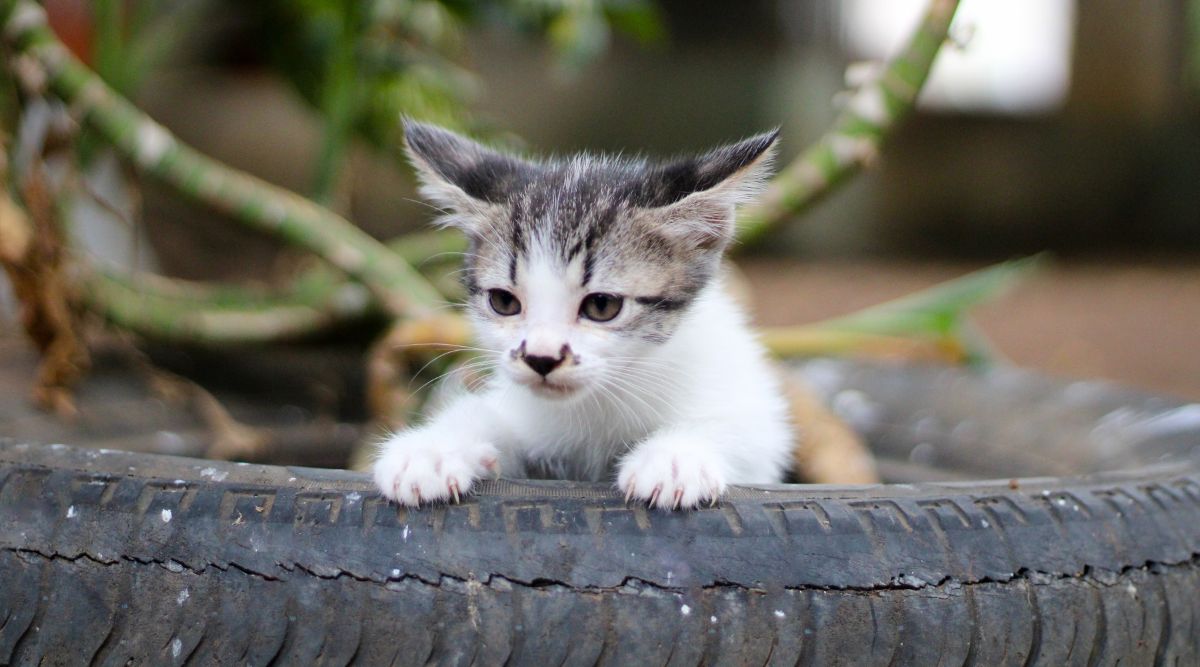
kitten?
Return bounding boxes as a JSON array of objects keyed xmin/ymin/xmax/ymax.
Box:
[{"xmin": 373, "ymin": 121, "xmax": 792, "ymax": 509}]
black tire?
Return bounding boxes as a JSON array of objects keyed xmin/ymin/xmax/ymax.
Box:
[{"xmin": 1, "ymin": 361, "xmax": 1198, "ymax": 665}]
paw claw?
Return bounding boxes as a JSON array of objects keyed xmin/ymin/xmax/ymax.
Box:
[
  {"xmin": 672, "ymin": 488, "xmax": 684, "ymax": 510},
  {"xmin": 624, "ymin": 478, "xmax": 636, "ymax": 504},
  {"xmin": 448, "ymin": 479, "xmax": 461, "ymax": 504},
  {"xmin": 648, "ymin": 484, "xmax": 663, "ymax": 508}
]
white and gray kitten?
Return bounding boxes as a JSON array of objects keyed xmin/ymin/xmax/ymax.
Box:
[{"xmin": 374, "ymin": 121, "xmax": 792, "ymax": 510}]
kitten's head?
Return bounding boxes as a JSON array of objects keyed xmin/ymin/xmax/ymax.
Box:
[{"xmin": 405, "ymin": 121, "xmax": 777, "ymax": 400}]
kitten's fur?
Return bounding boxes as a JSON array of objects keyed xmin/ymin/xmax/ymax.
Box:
[{"xmin": 374, "ymin": 121, "xmax": 792, "ymax": 509}]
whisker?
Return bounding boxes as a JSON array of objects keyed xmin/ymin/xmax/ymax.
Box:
[
  {"xmin": 402, "ymin": 197, "xmax": 454, "ymax": 217},
  {"xmin": 593, "ymin": 380, "xmax": 647, "ymax": 436},
  {"xmin": 409, "ymin": 357, "xmax": 499, "ymax": 397},
  {"xmin": 598, "ymin": 374, "xmax": 659, "ymax": 435},
  {"xmin": 602, "ymin": 373, "xmax": 667, "ymax": 427},
  {"xmin": 604, "ymin": 363, "xmax": 693, "ymax": 395},
  {"xmin": 420, "ymin": 250, "xmax": 468, "ymax": 263},
  {"xmin": 390, "ymin": 342, "xmax": 494, "ymax": 354},
  {"xmin": 407, "ymin": 349, "xmax": 474, "ymax": 380}
]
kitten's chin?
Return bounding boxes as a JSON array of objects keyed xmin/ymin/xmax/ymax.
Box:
[{"xmin": 520, "ymin": 377, "xmax": 587, "ymax": 401}]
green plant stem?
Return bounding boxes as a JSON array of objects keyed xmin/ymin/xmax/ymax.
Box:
[
  {"xmin": 78, "ymin": 231, "xmax": 468, "ymax": 344},
  {"xmin": 82, "ymin": 266, "xmax": 367, "ymax": 344},
  {"xmin": 736, "ymin": 0, "xmax": 960, "ymax": 247},
  {"xmin": 0, "ymin": 0, "xmax": 442, "ymax": 319},
  {"xmin": 312, "ymin": 111, "xmax": 352, "ymax": 206}
]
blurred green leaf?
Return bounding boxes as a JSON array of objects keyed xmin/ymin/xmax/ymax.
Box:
[
  {"xmin": 548, "ymin": 7, "xmax": 610, "ymax": 71},
  {"xmin": 511, "ymin": 0, "xmax": 664, "ymax": 70},
  {"xmin": 815, "ymin": 255, "xmax": 1044, "ymax": 337},
  {"xmin": 75, "ymin": 0, "xmax": 667, "ymax": 195},
  {"xmin": 603, "ymin": 1, "xmax": 666, "ymax": 46},
  {"xmin": 251, "ymin": 0, "xmax": 667, "ymax": 178},
  {"xmin": 804, "ymin": 255, "xmax": 1045, "ymax": 366},
  {"xmin": 78, "ymin": 0, "xmax": 210, "ymax": 164},
  {"xmin": 89, "ymin": 0, "xmax": 208, "ymax": 97}
]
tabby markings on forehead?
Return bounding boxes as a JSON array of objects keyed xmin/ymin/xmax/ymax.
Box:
[
  {"xmin": 508, "ymin": 224, "xmax": 522, "ymax": 284},
  {"xmin": 580, "ymin": 200, "xmax": 626, "ymax": 288}
]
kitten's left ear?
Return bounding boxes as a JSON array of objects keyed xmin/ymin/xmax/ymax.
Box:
[{"xmin": 646, "ymin": 129, "xmax": 779, "ymax": 249}]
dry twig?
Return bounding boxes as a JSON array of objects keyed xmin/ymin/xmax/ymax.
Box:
[{"xmin": 0, "ymin": 162, "xmax": 89, "ymax": 416}]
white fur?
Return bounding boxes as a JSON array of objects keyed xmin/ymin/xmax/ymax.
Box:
[{"xmin": 373, "ymin": 269, "xmax": 792, "ymax": 510}]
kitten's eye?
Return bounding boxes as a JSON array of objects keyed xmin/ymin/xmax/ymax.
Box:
[
  {"xmin": 580, "ymin": 293, "xmax": 623, "ymax": 322},
  {"xmin": 487, "ymin": 288, "xmax": 521, "ymax": 316}
]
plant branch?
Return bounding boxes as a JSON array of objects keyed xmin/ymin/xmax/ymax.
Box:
[
  {"xmin": 78, "ymin": 231, "xmax": 467, "ymax": 344},
  {"xmin": 736, "ymin": 0, "xmax": 960, "ymax": 247},
  {"xmin": 0, "ymin": 0, "xmax": 442, "ymax": 318},
  {"xmin": 79, "ymin": 265, "xmax": 368, "ymax": 344}
]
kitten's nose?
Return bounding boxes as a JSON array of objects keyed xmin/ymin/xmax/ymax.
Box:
[
  {"xmin": 523, "ymin": 354, "xmax": 562, "ymax": 377},
  {"xmin": 519, "ymin": 343, "xmax": 570, "ymax": 377}
]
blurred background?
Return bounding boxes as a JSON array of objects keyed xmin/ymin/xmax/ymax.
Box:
[
  {"xmin": 0, "ymin": 0, "xmax": 1197, "ymax": 454},
  {"xmin": 116, "ymin": 0, "xmax": 1200, "ymax": 260}
]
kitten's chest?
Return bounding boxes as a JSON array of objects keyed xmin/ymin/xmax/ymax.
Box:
[
  {"xmin": 515, "ymin": 388, "xmax": 673, "ymax": 481},
  {"xmin": 521, "ymin": 455, "xmax": 615, "ymax": 483}
]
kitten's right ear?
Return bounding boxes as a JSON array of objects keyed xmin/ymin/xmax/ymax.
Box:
[
  {"xmin": 643, "ymin": 129, "xmax": 779, "ymax": 250},
  {"xmin": 403, "ymin": 120, "xmax": 531, "ymax": 227}
]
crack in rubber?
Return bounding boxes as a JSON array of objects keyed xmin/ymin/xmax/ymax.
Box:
[{"xmin": 6, "ymin": 546, "xmax": 1199, "ymax": 596}]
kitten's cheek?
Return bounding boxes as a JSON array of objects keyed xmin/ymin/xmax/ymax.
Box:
[{"xmin": 501, "ymin": 360, "xmax": 538, "ymax": 385}]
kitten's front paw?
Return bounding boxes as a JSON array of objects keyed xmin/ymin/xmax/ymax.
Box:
[
  {"xmin": 616, "ymin": 437, "xmax": 729, "ymax": 510},
  {"xmin": 374, "ymin": 431, "xmax": 499, "ymax": 506}
]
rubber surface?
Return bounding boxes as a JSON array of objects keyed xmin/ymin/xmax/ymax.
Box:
[{"xmin": 1, "ymin": 361, "xmax": 1199, "ymax": 665}]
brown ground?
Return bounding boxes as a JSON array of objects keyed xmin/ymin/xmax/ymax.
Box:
[{"xmin": 741, "ymin": 260, "xmax": 1200, "ymax": 402}]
